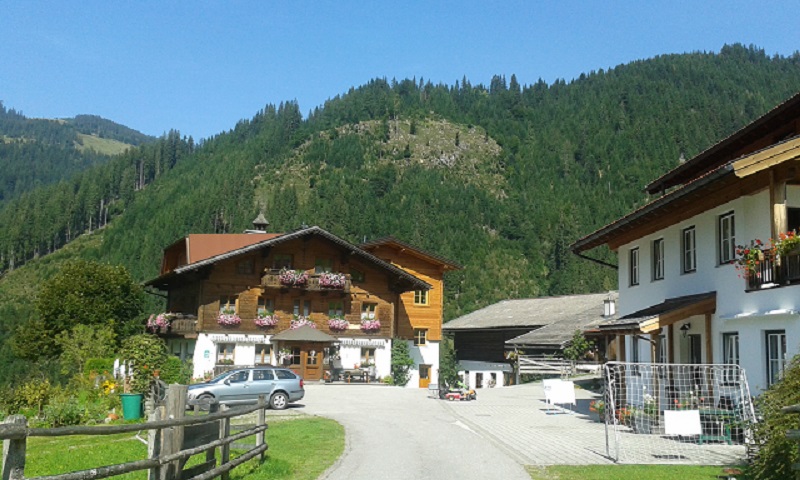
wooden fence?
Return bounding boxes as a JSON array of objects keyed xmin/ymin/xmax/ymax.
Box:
[{"xmin": 1, "ymin": 385, "xmax": 268, "ymax": 480}]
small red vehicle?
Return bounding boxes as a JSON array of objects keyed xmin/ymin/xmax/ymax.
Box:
[{"xmin": 444, "ymin": 389, "xmax": 476, "ymax": 401}]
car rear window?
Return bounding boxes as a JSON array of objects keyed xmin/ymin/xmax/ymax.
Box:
[
  {"xmin": 253, "ymin": 369, "xmax": 274, "ymax": 381},
  {"xmin": 275, "ymin": 369, "xmax": 296, "ymax": 380}
]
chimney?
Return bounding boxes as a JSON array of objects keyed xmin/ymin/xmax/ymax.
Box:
[
  {"xmin": 603, "ymin": 296, "xmax": 616, "ymax": 317},
  {"xmin": 246, "ymin": 213, "xmax": 269, "ymax": 234}
]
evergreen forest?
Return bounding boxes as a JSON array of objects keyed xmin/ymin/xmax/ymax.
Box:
[{"xmin": 1, "ymin": 43, "xmax": 800, "ymax": 385}]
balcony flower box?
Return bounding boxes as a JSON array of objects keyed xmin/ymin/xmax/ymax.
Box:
[
  {"xmin": 328, "ymin": 317, "xmax": 350, "ymax": 332},
  {"xmin": 279, "ymin": 268, "xmax": 308, "ymax": 287},
  {"xmin": 254, "ymin": 312, "xmax": 278, "ymax": 327},
  {"xmin": 290, "ymin": 316, "xmax": 316, "ymax": 330},
  {"xmin": 218, "ymin": 309, "xmax": 241, "ymax": 327},
  {"xmin": 361, "ymin": 319, "xmax": 381, "ymax": 333},
  {"xmin": 319, "ymin": 272, "xmax": 347, "ymax": 289},
  {"xmin": 147, "ymin": 313, "xmax": 174, "ymax": 332}
]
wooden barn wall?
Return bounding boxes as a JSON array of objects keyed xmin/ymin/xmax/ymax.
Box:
[{"xmin": 195, "ymin": 236, "xmax": 397, "ymax": 337}]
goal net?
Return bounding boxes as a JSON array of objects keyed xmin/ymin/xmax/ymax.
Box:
[{"xmin": 602, "ymin": 362, "xmax": 756, "ymax": 464}]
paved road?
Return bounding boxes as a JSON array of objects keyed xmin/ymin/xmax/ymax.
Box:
[{"xmin": 300, "ymin": 384, "xmax": 530, "ymax": 480}]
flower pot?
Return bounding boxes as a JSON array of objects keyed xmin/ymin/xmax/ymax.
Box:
[{"xmin": 120, "ymin": 393, "xmax": 143, "ymax": 420}]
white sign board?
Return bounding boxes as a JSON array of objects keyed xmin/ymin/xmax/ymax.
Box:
[
  {"xmin": 664, "ymin": 410, "xmax": 702, "ymax": 436},
  {"xmin": 542, "ymin": 379, "xmax": 576, "ymax": 406}
]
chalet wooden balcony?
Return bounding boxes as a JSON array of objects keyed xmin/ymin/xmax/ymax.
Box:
[
  {"xmin": 149, "ymin": 314, "xmax": 197, "ymax": 336},
  {"xmin": 261, "ymin": 270, "xmax": 352, "ymax": 293},
  {"xmin": 745, "ymin": 249, "xmax": 800, "ymax": 291}
]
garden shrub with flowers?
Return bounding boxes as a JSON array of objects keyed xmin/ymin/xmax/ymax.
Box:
[
  {"xmin": 279, "ymin": 268, "xmax": 308, "ymax": 286},
  {"xmin": 589, "ymin": 399, "xmax": 606, "ymax": 418},
  {"xmin": 290, "ymin": 316, "xmax": 316, "ymax": 329},
  {"xmin": 328, "ymin": 317, "xmax": 349, "ymax": 331},
  {"xmin": 772, "ymin": 230, "xmax": 800, "ymax": 259},
  {"xmin": 361, "ymin": 319, "xmax": 381, "ymax": 332},
  {"xmin": 319, "ymin": 272, "xmax": 347, "ymax": 288}
]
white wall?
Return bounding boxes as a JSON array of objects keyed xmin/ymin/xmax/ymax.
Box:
[
  {"xmin": 406, "ymin": 340, "xmax": 440, "ymax": 388},
  {"xmin": 617, "ymin": 189, "xmax": 800, "ymax": 394}
]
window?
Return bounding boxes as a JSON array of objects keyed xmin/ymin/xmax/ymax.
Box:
[
  {"xmin": 361, "ymin": 347, "xmax": 376, "ymax": 364},
  {"xmin": 328, "ymin": 301, "xmax": 343, "ymax": 317},
  {"xmin": 652, "ymin": 239, "xmax": 664, "ymax": 281},
  {"xmin": 272, "ymin": 254, "xmax": 292, "ymax": 269},
  {"xmin": 293, "ymin": 299, "xmax": 311, "ymax": 317},
  {"xmin": 350, "ymin": 269, "xmax": 365, "ymax": 283},
  {"xmin": 766, "ymin": 330, "xmax": 787, "ymax": 387},
  {"xmin": 217, "ymin": 343, "xmax": 235, "ymax": 363},
  {"xmin": 219, "ymin": 296, "xmax": 237, "ymax": 314},
  {"xmin": 228, "ymin": 371, "xmax": 248, "ymax": 383},
  {"xmin": 722, "ymin": 332, "xmax": 740, "ymax": 383},
  {"xmin": 307, "ymin": 349, "xmax": 318, "ymax": 365},
  {"xmin": 275, "ymin": 370, "xmax": 296, "ymax": 380},
  {"xmin": 290, "ymin": 347, "xmax": 301, "ymax": 365},
  {"xmin": 254, "ymin": 344, "xmax": 271, "ymax": 365},
  {"xmin": 257, "ymin": 297, "xmax": 274, "ymax": 316},
  {"xmin": 413, "ymin": 329, "xmax": 428, "ymax": 346},
  {"xmin": 236, "ymin": 258, "xmax": 255, "ymax": 275},
  {"xmin": 630, "ymin": 336, "xmax": 640, "ymax": 363},
  {"xmin": 682, "ymin": 227, "xmax": 697, "ymax": 273},
  {"xmin": 253, "ymin": 369, "xmax": 274, "ymax": 381},
  {"xmin": 315, "ymin": 258, "xmax": 333, "ymax": 274},
  {"xmin": 719, "ymin": 212, "xmax": 736, "ymax": 264},
  {"xmin": 414, "ymin": 290, "xmax": 429, "ymax": 305},
  {"xmin": 361, "ymin": 303, "xmax": 377, "ymax": 320},
  {"xmin": 629, "ymin": 248, "xmax": 639, "ymax": 286}
]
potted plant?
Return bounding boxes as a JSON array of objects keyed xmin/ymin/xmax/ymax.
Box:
[
  {"xmin": 328, "ymin": 316, "xmax": 349, "ymax": 332},
  {"xmin": 278, "ymin": 348, "xmax": 293, "ymax": 366},
  {"xmin": 217, "ymin": 307, "xmax": 241, "ymax": 326},
  {"xmin": 254, "ymin": 310, "xmax": 278, "ymax": 327},
  {"xmin": 734, "ymin": 240, "xmax": 767, "ymax": 279},
  {"xmin": 319, "ymin": 272, "xmax": 347, "ymax": 289},
  {"xmin": 146, "ymin": 313, "xmax": 173, "ymax": 332},
  {"xmin": 361, "ymin": 319, "xmax": 381, "ymax": 333},
  {"xmin": 279, "ymin": 268, "xmax": 308, "ymax": 287},
  {"xmin": 290, "ymin": 315, "xmax": 316, "ymax": 329},
  {"xmin": 589, "ymin": 399, "xmax": 606, "ymax": 422}
]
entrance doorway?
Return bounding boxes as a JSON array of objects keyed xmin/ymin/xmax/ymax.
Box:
[
  {"xmin": 285, "ymin": 342, "xmax": 326, "ymax": 381},
  {"xmin": 419, "ymin": 364, "xmax": 431, "ymax": 388}
]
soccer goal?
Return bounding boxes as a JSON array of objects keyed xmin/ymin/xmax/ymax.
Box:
[{"xmin": 602, "ymin": 362, "xmax": 756, "ymax": 464}]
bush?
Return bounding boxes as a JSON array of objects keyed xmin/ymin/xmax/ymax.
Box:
[
  {"xmin": 119, "ymin": 334, "xmax": 168, "ymax": 395},
  {"xmin": 9, "ymin": 379, "xmax": 52, "ymax": 416},
  {"xmin": 85, "ymin": 358, "xmax": 115, "ymax": 376},
  {"xmin": 390, "ymin": 339, "xmax": 414, "ymax": 387},
  {"xmin": 160, "ymin": 357, "xmax": 192, "ymax": 385},
  {"xmin": 43, "ymin": 390, "xmax": 83, "ymax": 427},
  {"xmin": 748, "ymin": 354, "xmax": 800, "ymax": 480}
]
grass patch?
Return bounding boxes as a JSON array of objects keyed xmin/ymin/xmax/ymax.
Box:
[
  {"xmin": 24, "ymin": 417, "xmax": 343, "ymax": 480},
  {"xmin": 75, "ymin": 133, "xmax": 132, "ymax": 155},
  {"xmin": 526, "ymin": 464, "xmax": 740, "ymax": 480}
]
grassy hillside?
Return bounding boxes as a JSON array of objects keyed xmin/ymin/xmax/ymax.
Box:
[
  {"xmin": 75, "ymin": 133, "xmax": 133, "ymax": 156},
  {"xmin": 1, "ymin": 44, "xmax": 800, "ymax": 384}
]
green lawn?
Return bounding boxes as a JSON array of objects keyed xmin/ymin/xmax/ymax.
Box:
[
  {"xmin": 527, "ymin": 464, "xmax": 742, "ymax": 480},
  {"xmin": 25, "ymin": 417, "xmax": 344, "ymax": 480}
]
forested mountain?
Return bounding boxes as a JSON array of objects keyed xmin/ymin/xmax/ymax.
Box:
[
  {"xmin": 1, "ymin": 44, "xmax": 800, "ymax": 383},
  {"xmin": 0, "ymin": 103, "xmax": 155, "ymax": 203}
]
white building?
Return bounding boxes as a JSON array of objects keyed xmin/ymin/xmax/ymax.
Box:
[{"xmin": 572, "ymin": 91, "xmax": 800, "ymax": 395}]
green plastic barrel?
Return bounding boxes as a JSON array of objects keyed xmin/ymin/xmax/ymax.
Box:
[{"xmin": 120, "ymin": 393, "xmax": 143, "ymax": 420}]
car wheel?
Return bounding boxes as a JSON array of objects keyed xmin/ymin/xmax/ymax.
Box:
[
  {"xmin": 197, "ymin": 393, "xmax": 215, "ymax": 411},
  {"xmin": 270, "ymin": 392, "xmax": 289, "ymax": 410}
]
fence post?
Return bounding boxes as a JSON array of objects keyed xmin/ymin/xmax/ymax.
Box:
[
  {"xmin": 2, "ymin": 415, "xmax": 27, "ymax": 480},
  {"xmin": 219, "ymin": 404, "xmax": 231, "ymax": 480},
  {"xmin": 161, "ymin": 384, "xmax": 187, "ymax": 480},
  {"xmin": 148, "ymin": 406, "xmax": 163, "ymax": 480},
  {"xmin": 256, "ymin": 395, "xmax": 267, "ymax": 461}
]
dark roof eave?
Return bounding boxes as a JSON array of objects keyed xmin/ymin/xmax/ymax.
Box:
[{"xmin": 571, "ymin": 164, "xmax": 733, "ymax": 253}]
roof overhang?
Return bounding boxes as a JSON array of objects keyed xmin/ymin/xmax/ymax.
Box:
[
  {"xmin": 270, "ymin": 325, "xmax": 338, "ymax": 343},
  {"xmin": 360, "ymin": 236, "xmax": 462, "ymax": 271},
  {"xmin": 145, "ymin": 226, "xmax": 432, "ymax": 292},
  {"xmin": 596, "ymin": 292, "xmax": 716, "ymax": 335}
]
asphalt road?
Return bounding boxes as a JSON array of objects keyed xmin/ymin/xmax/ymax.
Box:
[{"xmin": 300, "ymin": 384, "xmax": 530, "ymax": 480}]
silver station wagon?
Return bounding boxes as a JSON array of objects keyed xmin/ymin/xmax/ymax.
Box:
[{"xmin": 187, "ymin": 367, "xmax": 305, "ymax": 410}]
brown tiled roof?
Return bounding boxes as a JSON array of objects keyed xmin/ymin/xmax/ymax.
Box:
[{"xmin": 187, "ymin": 233, "xmax": 282, "ymax": 263}]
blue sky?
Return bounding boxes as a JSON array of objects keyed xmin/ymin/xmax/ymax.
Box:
[{"xmin": 2, "ymin": 1, "xmax": 798, "ymax": 140}]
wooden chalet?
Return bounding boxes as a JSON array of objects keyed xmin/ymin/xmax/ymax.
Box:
[{"xmin": 145, "ymin": 223, "xmax": 458, "ymax": 388}]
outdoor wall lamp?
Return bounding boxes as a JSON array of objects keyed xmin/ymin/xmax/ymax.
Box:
[{"xmin": 680, "ymin": 323, "xmax": 691, "ymax": 338}]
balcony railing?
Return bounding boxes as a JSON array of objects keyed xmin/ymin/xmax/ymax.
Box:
[
  {"xmin": 746, "ymin": 249, "xmax": 800, "ymax": 290},
  {"xmin": 261, "ymin": 270, "xmax": 351, "ymax": 293}
]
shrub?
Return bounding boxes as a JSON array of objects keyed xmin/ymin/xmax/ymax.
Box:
[
  {"xmin": 10, "ymin": 379, "xmax": 52, "ymax": 416},
  {"xmin": 748, "ymin": 354, "xmax": 800, "ymax": 480},
  {"xmin": 85, "ymin": 358, "xmax": 115, "ymax": 376},
  {"xmin": 390, "ymin": 339, "xmax": 414, "ymax": 387},
  {"xmin": 160, "ymin": 357, "xmax": 192, "ymax": 385},
  {"xmin": 43, "ymin": 390, "xmax": 83, "ymax": 427},
  {"xmin": 119, "ymin": 334, "xmax": 168, "ymax": 395}
]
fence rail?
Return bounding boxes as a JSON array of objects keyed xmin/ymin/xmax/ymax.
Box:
[{"xmin": 1, "ymin": 385, "xmax": 269, "ymax": 480}]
